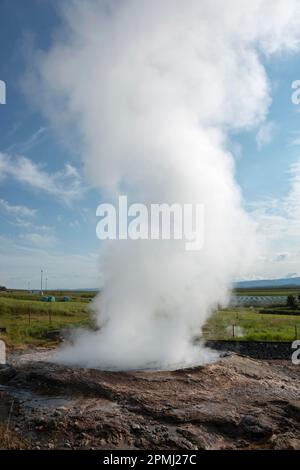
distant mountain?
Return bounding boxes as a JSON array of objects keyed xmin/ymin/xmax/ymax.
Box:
[{"xmin": 235, "ymin": 277, "xmax": 300, "ymax": 289}]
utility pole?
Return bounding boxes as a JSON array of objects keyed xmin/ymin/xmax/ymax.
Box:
[
  {"xmin": 45, "ymin": 277, "xmax": 48, "ymax": 293},
  {"xmin": 40, "ymin": 269, "xmax": 43, "ymax": 295}
]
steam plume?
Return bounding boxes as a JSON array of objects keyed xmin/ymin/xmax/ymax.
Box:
[{"xmin": 29, "ymin": 0, "xmax": 300, "ymax": 369}]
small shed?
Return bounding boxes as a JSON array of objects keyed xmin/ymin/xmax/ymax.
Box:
[{"xmin": 41, "ymin": 296, "xmax": 56, "ymax": 302}]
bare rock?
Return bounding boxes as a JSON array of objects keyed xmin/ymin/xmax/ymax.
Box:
[{"xmin": 0, "ymin": 353, "xmax": 299, "ymax": 450}]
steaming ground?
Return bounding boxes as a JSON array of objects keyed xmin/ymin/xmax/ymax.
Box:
[
  {"xmin": 52, "ymin": 334, "xmax": 220, "ymax": 371},
  {"xmin": 9, "ymin": 341, "xmax": 220, "ymax": 371},
  {"xmin": 27, "ymin": 0, "xmax": 300, "ymax": 369},
  {"xmin": 2, "ymin": 353, "xmax": 300, "ymax": 449}
]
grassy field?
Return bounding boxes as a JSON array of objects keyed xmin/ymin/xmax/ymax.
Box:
[
  {"xmin": 1, "ymin": 289, "xmax": 300, "ymax": 346},
  {"xmin": 203, "ymin": 307, "xmax": 300, "ymax": 342},
  {"xmin": 234, "ymin": 287, "xmax": 300, "ymax": 296},
  {"xmin": 0, "ymin": 291, "xmax": 93, "ymax": 346}
]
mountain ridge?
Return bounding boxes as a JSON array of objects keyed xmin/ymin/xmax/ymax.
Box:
[{"xmin": 235, "ymin": 276, "xmax": 300, "ymax": 288}]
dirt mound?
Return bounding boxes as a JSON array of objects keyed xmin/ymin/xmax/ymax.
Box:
[{"xmin": 0, "ymin": 354, "xmax": 299, "ymax": 449}]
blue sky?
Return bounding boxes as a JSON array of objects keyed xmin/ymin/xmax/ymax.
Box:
[
  {"xmin": 0, "ymin": 0, "xmax": 101, "ymax": 288},
  {"xmin": 1, "ymin": 0, "xmax": 300, "ymax": 288}
]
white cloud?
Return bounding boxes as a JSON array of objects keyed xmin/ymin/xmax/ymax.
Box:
[
  {"xmin": 6, "ymin": 126, "xmax": 47, "ymax": 154},
  {"xmin": 284, "ymin": 160, "xmax": 300, "ymax": 225},
  {"xmin": 251, "ymin": 160, "xmax": 300, "ymax": 239},
  {"xmin": 289, "ymin": 130, "xmax": 300, "ymax": 146},
  {"xmin": 0, "ymin": 153, "xmax": 84, "ymax": 203},
  {"xmin": 250, "ymin": 157, "xmax": 300, "ymax": 278},
  {"xmin": 274, "ymin": 252, "xmax": 290, "ymax": 262},
  {"xmin": 21, "ymin": 232, "xmax": 57, "ymax": 248},
  {"xmin": 0, "ymin": 198, "xmax": 37, "ymax": 218},
  {"xmin": 0, "ymin": 235, "xmax": 99, "ymax": 289},
  {"xmin": 285, "ymin": 272, "xmax": 298, "ymax": 278},
  {"xmin": 256, "ymin": 121, "xmax": 276, "ymax": 150}
]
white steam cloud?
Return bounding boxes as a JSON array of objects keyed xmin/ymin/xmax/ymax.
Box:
[{"xmin": 28, "ymin": 0, "xmax": 300, "ymax": 369}]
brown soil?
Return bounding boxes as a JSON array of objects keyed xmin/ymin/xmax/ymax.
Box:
[{"xmin": 0, "ymin": 353, "xmax": 299, "ymax": 450}]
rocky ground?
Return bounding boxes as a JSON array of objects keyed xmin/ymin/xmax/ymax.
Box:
[{"xmin": 0, "ymin": 351, "xmax": 299, "ymax": 450}]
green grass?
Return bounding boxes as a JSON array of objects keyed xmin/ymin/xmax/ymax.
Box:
[
  {"xmin": 234, "ymin": 287, "xmax": 300, "ymax": 296},
  {"xmin": 1, "ymin": 289, "xmax": 300, "ymax": 347},
  {"xmin": 203, "ymin": 307, "xmax": 300, "ymax": 342},
  {"xmin": 0, "ymin": 295, "xmax": 92, "ymax": 346},
  {"xmin": 259, "ymin": 306, "xmax": 300, "ymax": 315},
  {"xmin": 0, "ymin": 290, "xmax": 97, "ymax": 303}
]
